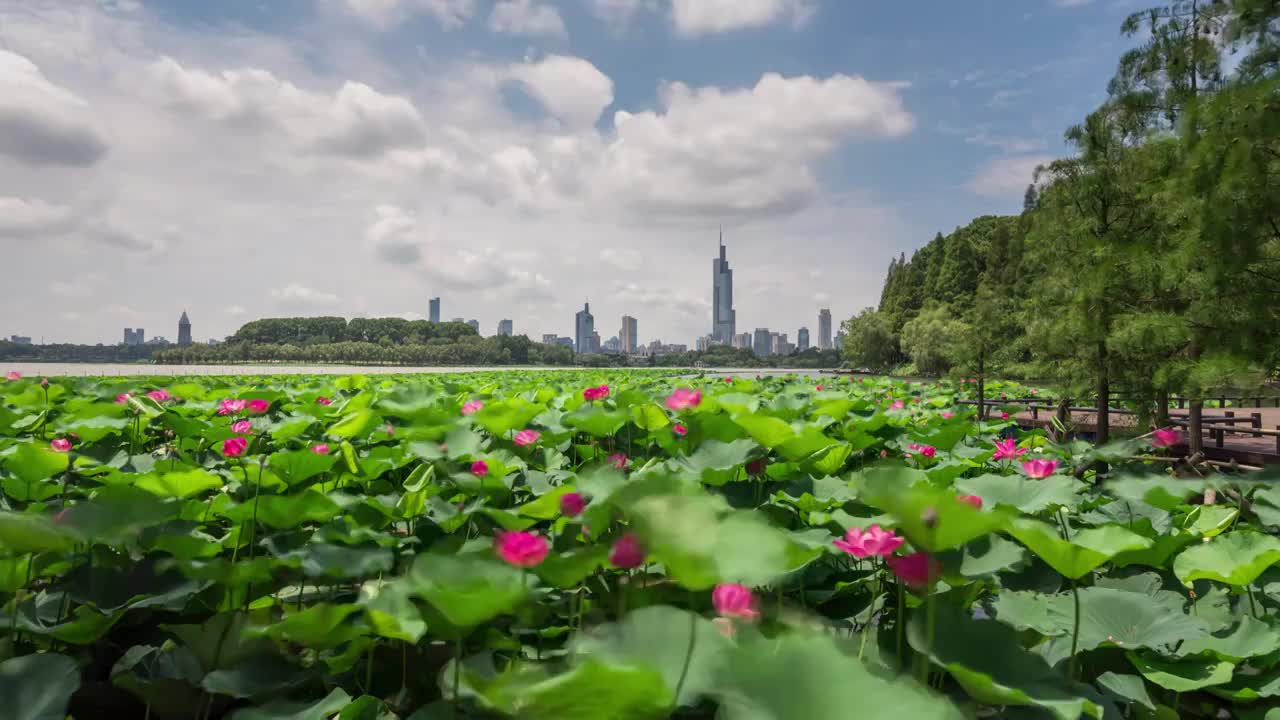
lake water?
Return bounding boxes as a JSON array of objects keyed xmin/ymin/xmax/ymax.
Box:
[{"xmin": 3, "ymin": 362, "xmax": 836, "ymax": 378}]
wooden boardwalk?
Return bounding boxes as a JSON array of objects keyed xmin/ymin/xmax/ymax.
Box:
[{"xmin": 1001, "ymin": 404, "xmax": 1280, "ymax": 467}]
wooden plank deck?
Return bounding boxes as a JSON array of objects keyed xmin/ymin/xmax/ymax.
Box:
[{"xmin": 1006, "ymin": 405, "xmax": 1280, "ymax": 466}]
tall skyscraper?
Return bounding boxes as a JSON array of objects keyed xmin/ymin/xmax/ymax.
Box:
[
  {"xmin": 177, "ymin": 311, "xmax": 192, "ymax": 346},
  {"xmin": 712, "ymin": 234, "xmax": 735, "ymax": 343},
  {"xmin": 497, "ymin": 319, "xmax": 513, "ymax": 336},
  {"xmin": 123, "ymin": 328, "xmax": 145, "ymax": 346},
  {"xmin": 429, "ymin": 297, "xmax": 441, "ymax": 323},
  {"xmin": 619, "ymin": 315, "xmax": 638, "ymax": 354},
  {"xmin": 818, "ymin": 309, "xmax": 832, "ymax": 350},
  {"xmin": 753, "ymin": 328, "xmax": 772, "ymax": 357},
  {"xmin": 575, "ymin": 302, "xmax": 595, "ymax": 354},
  {"xmin": 733, "ymin": 332, "xmax": 752, "ymax": 349},
  {"xmin": 797, "ymin": 327, "xmax": 810, "ymax": 352},
  {"xmin": 466, "ymin": 319, "xmax": 480, "ymax": 333}
]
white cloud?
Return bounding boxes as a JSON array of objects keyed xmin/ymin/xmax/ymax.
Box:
[
  {"xmin": 488, "ymin": 0, "xmax": 567, "ymax": 37},
  {"xmin": 365, "ymin": 204, "xmax": 427, "ymax": 264},
  {"xmin": 271, "ymin": 283, "xmax": 342, "ymax": 308},
  {"xmin": 1054, "ymin": 0, "xmax": 1093, "ymax": 7},
  {"xmin": 669, "ymin": 0, "xmax": 815, "ymax": 35},
  {"xmin": 598, "ymin": 72, "xmax": 913, "ymax": 216},
  {"xmin": 0, "ymin": 49, "xmax": 108, "ymax": 167},
  {"xmin": 0, "ymin": 197, "xmax": 77, "ymax": 237},
  {"xmin": 144, "ymin": 57, "xmax": 427, "ymax": 157},
  {"xmin": 966, "ymin": 155, "xmax": 1053, "ymax": 199},
  {"xmin": 988, "ymin": 89, "xmax": 1027, "ymax": 108},
  {"xmin": 509, "ymin": 55, "xmax": 614, "ymax": 128},
  {"xmin": 341, "ymin": 0, "xmax": 475, "ymax": 29}
]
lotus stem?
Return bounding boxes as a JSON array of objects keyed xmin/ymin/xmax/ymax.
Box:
[
  {"xmin": 672, "ymin": 607, "xmax": 697, "ymax": 708},
  {"xmin": 452, "ymin": 636, "xmax": 463, "ymax": 716},
  {"xmin": 1068, "ymin": 580, "xmax": 1080, "ymax": 680}
]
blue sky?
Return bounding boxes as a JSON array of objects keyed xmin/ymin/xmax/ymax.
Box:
[{"xmin": 0, "ymin": 0, "xmax": 1142, "ymax": 346}]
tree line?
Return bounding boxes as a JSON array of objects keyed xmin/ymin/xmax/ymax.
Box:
[
  {"xmin": 155, "ymin": 317, "xmax": 574, "ymax": 366},
  {"xmin": 842, "ymin": 0, "xmax": 1280, "ymax": 453}
]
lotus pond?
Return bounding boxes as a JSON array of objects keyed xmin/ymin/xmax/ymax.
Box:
[{"xmin": 3, "ymin": 369, "xmax": 1280, "ymax": 719}]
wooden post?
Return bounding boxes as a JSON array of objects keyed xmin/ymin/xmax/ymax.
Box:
[
  {"xmin": 1215, "ymin": 427, "xmax": 1224, "ymax": 448},
  {"xmin": 1156, "ymin": 390, "xmax": 1170, "ymax": 428},
  {"xmin": 1096, "ymin": 341, "xmax": 1110, "ymax": 447},
  {"xmin": 1275, "ymin": 426, "xmax": 1279, "ymax": 455},
  {"xmin": 1252, "ymin": 412, "xmax": 1262, "ymax": 438}
]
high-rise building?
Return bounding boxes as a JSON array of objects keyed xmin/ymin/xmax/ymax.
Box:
[
  {"xmin": 818, "ymin": 309, "xmax": 832, "ymax": 350},
  {"xmin": 429, "ymin": 297, "xmax": 441, "ymax": 323},
  {"xmin": 450, "ymin": 317, "xmax": 465, "ymax": 323},
  {"xmin": 834, "ymin": 330, "xmax": 846, "ymax": 351},
  {"xmin": 178, "ymin": 311, "xmax": 192, "ymax": 346},
  {"xmin": 771, "ymin": 332, "xmax": 789, "ymax": 356},
  {"xmin": 712, "ymin": 235, "xmax": 735, "ymax": 344},
  {"xmin": 497, "ymin": 319, "xmax": 513, "ymax": 336},
  {"xmin": 619, "ymin": 315, "xmax": 638, "ymax": 354},
  {"xmin": 696, "ymin": 335, "xmax": 714, "ymax": 352},
  {"xmin": 602, "ymin": 336, "xmax": 621, "ymax": 353},
  {"xmin": 542, "ymin": 333, "xmax": 560, "ymax": 345},
  {"xmin": 797, "ymin": 327, "xmax": 810, "ymax": 352},
  {"xmin": 753, "ymin": 328, "xmax": 772, "ymax": 357},
  {"xmin": 733, "ymin": 332, "xmax": 752, "ymax": 349},
  {"xmin": 575, "ymin": 302, "xmax": 595, "ymax": 354},
  {"xmin": 8, "ymin": 335, "xmax": 32, "ymax": 345},
  {"xmin": 466, "ymin": 319, "xmax": 480, "ymax": 333},
  {"xmin": 123, "ymin": 328, "xmax": 146, "ymax": 346}
]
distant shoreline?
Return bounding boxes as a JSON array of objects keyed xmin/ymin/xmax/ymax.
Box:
[{"xmin": 2, "ymin": 362, "xmax": 839, "ymax": 377}]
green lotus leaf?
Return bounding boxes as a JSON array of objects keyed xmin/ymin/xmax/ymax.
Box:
[
  {"xmin": 1008, "ymin": 520, "xmax": 1151, "ymax": 579},
  {"xmin": 1173, "ymin": 531, "xmax": 1280, "ymax": 587},
  {"xmin": 0, "ymin": 653, "xmax": 80, "ymax": 720}
]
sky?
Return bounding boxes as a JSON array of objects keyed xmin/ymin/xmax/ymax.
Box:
[{"xmin": 0, "ymin": 0, "xmax": 1143, "ymax": 346}]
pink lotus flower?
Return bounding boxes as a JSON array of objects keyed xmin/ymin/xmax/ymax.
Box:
[
  {"xmin": 316, "ymin": 396, "xmax": 332, "ymax": 406},
  {"xmin": 879, "ymin": 449, "xmax": 888, "ymax": 458},
  {"xmin": 231, "ymin": 420, "xmax": 252, "ymax": 434},
  {"xmin": 890, "ymin": 400, "xmax": 905, "ymax": 410},
  {"xmin": 724, "ymin": 377, "xmax": 733, "ymax": 384},
  {"xmin": 665, "ymin": 388, "xmax": 702, "ymax": 411},
  {"xmin": 1001, "ymin": 412, "xmax": 1010, "ymax": 420},
  {"xmin": 146, "ymin": 389, "xmax": 172, "ymax": 403},
  {"xmin": 583, "ymin": 385, "xmax": 610, "ymax": 401},
  {"xmin": 1021, "ymin": 458, "xmax": 1060, "ymax": 479},
  {"xmin": 958, "ymin": 494, "xmax": 983, "ymax": 509},
  {"xmin": 941, "ymin": 411, "xmax": 955, "ymax": 419},
  {"xmin": 992, "ymin": 438, "xmax": 1026, "ymax": 462},
  {"xmin": 560, "ymin": 492, "xmax": 585, "ymax": 517},
  {"xmin": 609, "ymin": 533, "xmax": 645, "ymax": 569},
  {"xmin": 513, "ymin": 429, "xmax": 541, "ymax": 447},
  {"xmin": 471, "ymin": 460, "xmax": 489, "ymax": 477},
  {"xmin": 673, "ymin": 424, "xmax": 688, "ymax": 436},
  {"xmin": 915, "ymin": 444, "xmax": 936, "ymax": 459},
  {"xmin": 745, "ymin": 457, "xmax": 767, "ymax": 476},
  {"xmin": 888, "ymin": 552, "xmax": 940, "ymax": 590},
  {"xmin": 116, "ymin": 393, "xmax": 132, "ymax": 404},
  {"xmin": 832, "ymin": 524, "xmax": 904, "ymax": 558},
  {"xmin": 999, "ymin": 393, "xmax": 1007, "ymax": 400},
  {"xmin": 461, "ymin": 400, "xmax": 483, "ymax": 415},
  {"xmin": 5, "ymin": 371, "xmax": 20, "ymax": 381},
  {"xmin": 713, "ymin": 584, "xmax": 760, "ymax": 621},
  {"xmin": 50, "ymin": 438, "xmax": 72, "ymax": 453},
  {"xmin": 1029, "ymin": 388, "xmax": 1038, "ymax": 396},
  {"xmin": 495, "ymin": 531, "xmax": 549, "ymax": 567},
  {"xmin": 222, "ymin": 437, "xmax": 248, "ymax": 457},
  {"xmin": 218, "ymin": 399, "xmax": 247, "ymax": 416},
  {"xmin": 608, "ymin": 453, "xmax": 627, "ymax": 469},
  {"xmin": 312, "ymin": 444, "xmax": 330, "ymax": 455},
  {"xmin": 247, "ymin": 399, "xmax": 269, "ymax": 415},
  {"xmin": 816, "ymin": 384, "xmax": 824, "ymax": 392},
  {"xmin": 40, "ymin": 378, "xmax": 48, "ymax": 387},
  {"xmin": 1151, "ymin": 428, "xmax": 1183, "ymax": 449},
  {"xmin": 384, "ymin": 423, "xmax": 395, "ymax": 436}
]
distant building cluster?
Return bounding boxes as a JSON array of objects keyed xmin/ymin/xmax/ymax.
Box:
[
  {"xmin": 8, "ymin": 335, "xmax": 32, "ymax": 345},
  {"xmin": 123, "ymin": 328, "xmax": 146, "ymax": 346}
]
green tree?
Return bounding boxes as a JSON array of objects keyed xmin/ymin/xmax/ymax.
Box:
[{"xmin": 840, "ymin": 308, "xmax": 899, "ymax": 370}]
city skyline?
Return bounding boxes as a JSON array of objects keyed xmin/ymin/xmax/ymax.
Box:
[{"xmin": 0, "ymin": 2, "xmax": 1129, "ymax": 346}]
